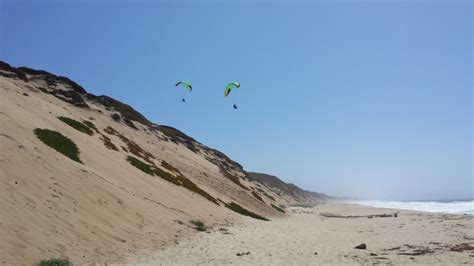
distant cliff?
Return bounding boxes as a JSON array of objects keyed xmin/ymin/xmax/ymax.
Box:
[{"xmin": 248, "ymin": 172, "xmax": 328, "ymax": 204}]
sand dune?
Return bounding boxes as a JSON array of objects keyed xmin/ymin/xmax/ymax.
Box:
[{"xmin": 0, "ymin": 62, "xmax": 326, "ymax": 264}]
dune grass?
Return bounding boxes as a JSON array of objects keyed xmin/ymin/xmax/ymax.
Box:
[
  {"xmin": 225, "ymin": 202, "xmax": 269, "ymax": 221},
  {"xmin": 34, "ymin": 128, "xmax": 82, "ymax": 163},
  {"xmin": 126, "ymin": 156, "xmax": 218, "ymax": 205},
  {"xmin": 82, "ymin": 120, "xmax": 98, "ymax": 133},
  {"xmin": 100, "ymin": 134, "xmax": 119, "ymax": 151},
  {"xmin": 39, "ymin": 258, "xmax": 71, "ymax": 266},
  {"xmin": 251, "ymin": 191, "xmax": 264, "ymax": 202},
  {"xmin": 155, "ymin": 162, "xmax": 219, "ymax": 205},
  {"xmin": 190, "ymin": 220, "xmax": 207, "ymax": 231},
  {"xmin": 126, "ymin": 156, "xmax": 155, "ymax": 176},
  {"xmin": 104, "ymin": 126, "xmax": 155, "ymax": 163},
  {"xmin": 58, "ymin": 116, "xmax": 94, "ymax": 135},
  {"xmin": 161, "ymin": 160, "xmax": 180, "ymax": 173},
  {"xmin": 271, "ymin": 204, "xmax": 285, "ymax": 213}
]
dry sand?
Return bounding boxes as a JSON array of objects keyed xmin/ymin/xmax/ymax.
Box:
[{"xmin": 124, "ymin": 203, "xmax": 474, "ymax": 265}]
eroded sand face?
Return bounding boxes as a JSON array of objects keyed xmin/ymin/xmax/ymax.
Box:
[{"xmin": 128, "ymin": 203, "xmax": 474, "ymax": 265}]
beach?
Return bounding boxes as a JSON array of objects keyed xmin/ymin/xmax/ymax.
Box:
[{"xmin": 124, "ymin": 203, "xmax": 474, "ymax": 265}]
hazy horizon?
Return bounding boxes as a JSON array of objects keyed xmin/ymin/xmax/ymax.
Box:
[{"xmin": 1, "ymin": 0, "xmax": 472, "ymax": 201}]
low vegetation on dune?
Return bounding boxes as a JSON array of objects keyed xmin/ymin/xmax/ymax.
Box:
[
  {"xmin": 126, "ymin": 156, "xmax": 155, "ymax": 175},
  {"xmin": 157, "ymin": 125, "xmax": 200, "ymax": 153},
  {"xmin": 190, "ymin": 220, "xmax": 207, "ymax": 232},
  {"xmin": 104, "ymin": 126, "xmax": 155, "ymax": 163},
  {"xmin": 256, "ymin": 187, "xmax": 276, "ymax": 201},
  {"xmin": 92, "ymin": 95, "xmax": 151, "ymax": 127},
  {"xmin": 225, "ymin": 202, "xmax": 269, "ymax": 221},
  {"xmin": 39, "ymin": 258, "xmax": 71, "ymax": 266},
  {"xmin": 125, "ymin": 155, "xmax": 218, "ymax": 205},
  {"xmin": 34, "ymin": 128, "xmax": 82, "ymax": 163},
  {"xmin": 100, "ymin": 134, "xmax": 119, "ymax": 151},
  {"xmin": 161, "ymin": 160, "xmax": 180, "ymax": 173},
  {"xmin": 219, "ymin": 166, "xmax": 250, "ymax": 191},
  {"xmin": 57, "ymin": 116, "xmax": 94, "ymax": 135},
  {"xmin": 156, "ymin": 163, "xmax": 219, "ymax": 205},
  {"xmin": 271, "ymin": 204, "xmax": 285, "ymax": 213},
  {"xmin": 82, "ymin": 120, "xmax": 98, "ymax": 133},
  {"xmin": 251, "ymin": 191, "xmax": 265, "ymax": 202},
  {"xmin": 58, "ymin": 117, "xmax": 120, "ymax": 152},
  {"xmin": 48, "ymin": 114, "xmax": 270, "ymax": 221}
]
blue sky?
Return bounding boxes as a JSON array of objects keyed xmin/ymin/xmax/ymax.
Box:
[{"xmin": 1, "ymin": 0, "xmax": 472, "ymax": 200}]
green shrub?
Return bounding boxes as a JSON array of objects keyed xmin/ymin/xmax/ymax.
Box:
[
  {"xmin": 104, "ymin": 126, "xmax": 155, "ymax": 163},
  {"xmin": 58, "ymin": 116, "xmax": 94, "ymax": 135},
  {"xmin": 125, "ymin": 157, "xmax": 218, "ymax": 205},
  {"xmin": 271, "ymin": 204, "xmax": 285, "ymax": 213},
  {"xmin": 190, "ymin": 220, "xmax": 207, "ymax": 231},
  {"xmin": 126, "ymin": 156, "xmax": 155, "ymax": 176},
  {"xmin": 225, "ymin": 202, "xmax": 269, "ymax": 221},
  {"xmin": 153, "ymin": 165, "xmax": 176, "ymax": 182},
  {"xmin": 39, "ymin": 258, "xmax": 71, "ymax": 266},
  {"xmin": 100, "ymin": 134, "xmax": 119, "ymax": 151},
  {"xmin": 154, "ymin": 165, "xmax": 219, "ymax": 205},
  {"xmin": 251, "ymin": 191, "xmax": 264, "ymax": 202},
  {"xmin": 82, "ymin": 120, "xmax": 98, "ymax": 132},
  {"xmin": 34, "ymin": 128, "xmax": 82, "ymax": 163},
  {"xmin": 161, "ymin": 160, "xmax": 180, "ymax": 173}
]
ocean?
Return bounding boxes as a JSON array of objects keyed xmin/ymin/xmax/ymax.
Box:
[{"xmin": 352, "ymin": 199, "xmax": 474, "ymax": 215}]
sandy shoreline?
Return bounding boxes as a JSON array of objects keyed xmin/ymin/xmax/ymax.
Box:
[{"xmin": 122, "ymin": 203, "xmax": 474, "ymax": 265}]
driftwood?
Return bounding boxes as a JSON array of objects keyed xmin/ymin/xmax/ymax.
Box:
[{"xmin": 320, "ymin": 212, "xmax": 399, "ymax": 218}]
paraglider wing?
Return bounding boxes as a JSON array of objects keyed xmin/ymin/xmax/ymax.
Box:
[
  {"xmin": 224, "ymin": 82, "xmax": 240, "ymax": 97},
  {"xmin": 175, "ymin": 81, "xmax": 192, "ymax": 92}
]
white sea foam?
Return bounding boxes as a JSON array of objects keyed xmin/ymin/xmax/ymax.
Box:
[{"xmin": 352, "ymin": 200, "xmax": 474, "ymax": 215}]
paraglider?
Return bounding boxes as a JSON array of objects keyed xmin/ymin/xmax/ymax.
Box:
[
  {"xmin": 175, "ymin": 81, "xmax": 192, "ymax": 102},
  {"xmin": 224, "ymin": 82, "xmax": 240, "ymax": 97},
  {"xmin": 171, "ymin": 80, "xmax": 243, "ymax": 110},
  {"xmin": 224, "ymin": 82, "xmax": 240, "ymax": 110},
  {"xmin": 175, "ymin": 81, "xmax": 192, "ymax": 92}
]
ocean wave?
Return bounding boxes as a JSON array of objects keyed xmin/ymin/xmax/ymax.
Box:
[{"xmin": 351, "ymin": 200, "xmax": 474, "ymax": 215}]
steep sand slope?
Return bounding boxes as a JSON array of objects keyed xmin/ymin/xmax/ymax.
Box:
[{"xmin": 0, "ymin": 62, "xmax": 324, "ymax": 264}]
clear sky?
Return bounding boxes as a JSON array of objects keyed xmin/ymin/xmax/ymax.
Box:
[{"xmin": 1, "ymin": 0, "xmax": 472, "ymax": 200}]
